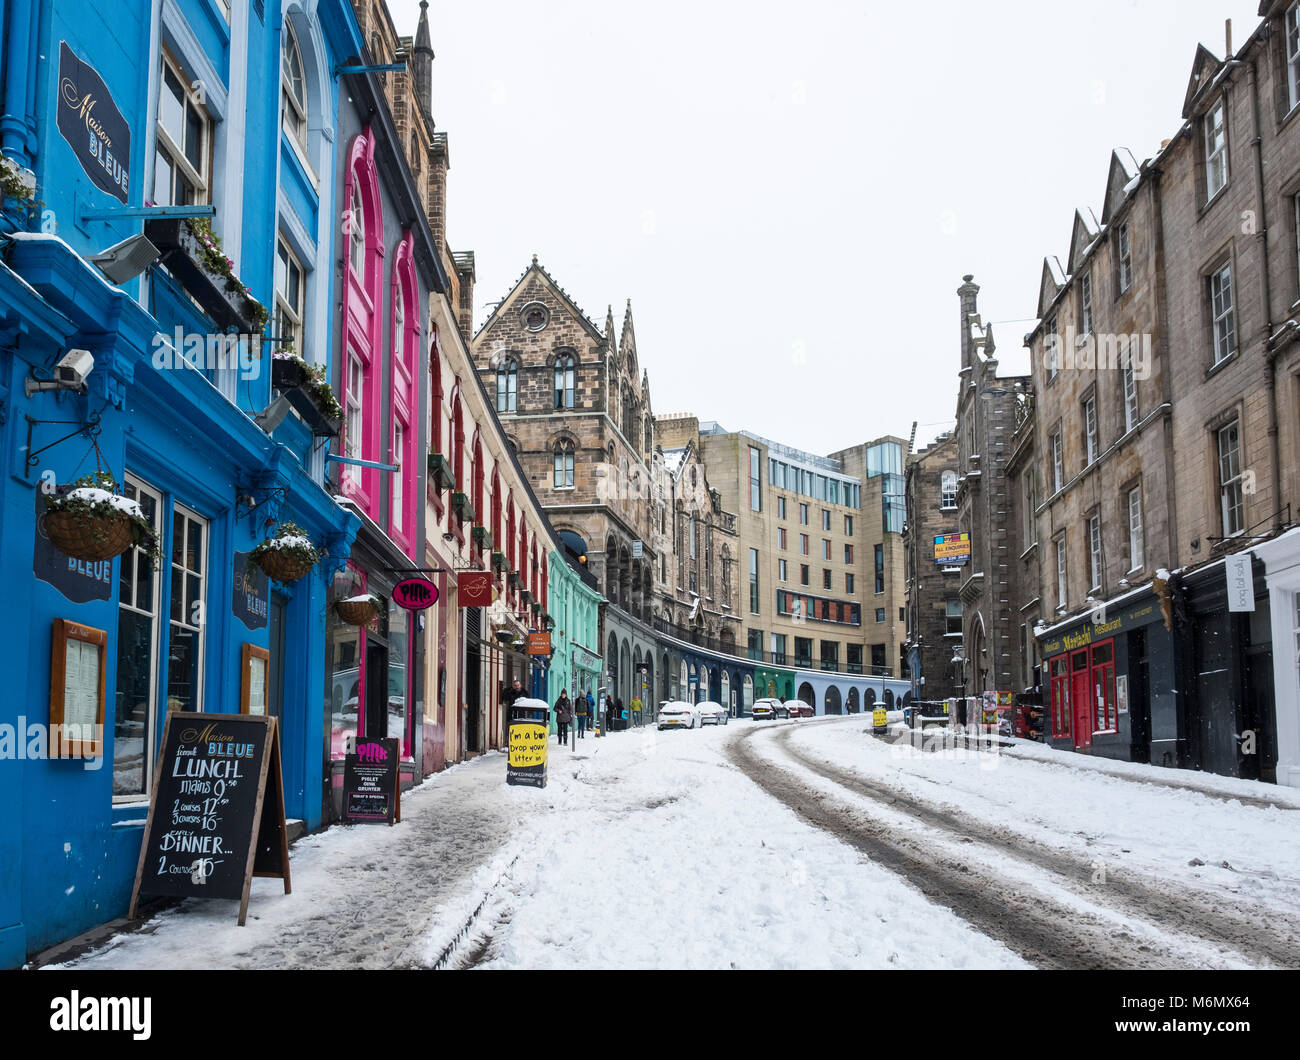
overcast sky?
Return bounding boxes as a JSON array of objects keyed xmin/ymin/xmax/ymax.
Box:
[{"xmin": 396, "ymin": 0, "xmax": 1263, "ymax": 456}]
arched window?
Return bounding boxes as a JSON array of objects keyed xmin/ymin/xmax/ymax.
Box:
[
  {"xmin": 553, "ymin": 441, "xmax": 575, "ymax": 489},
  {"xmin": 491, "ymin": 469, "xmax": 502, "ymax": 549},
  {"xmin": 472, "ymin": 431, "xmax": 484, "ymax": 530},
  {"xmin": 281, "ymin": 21, "xmax": 308, "ymax": 149},
  {"xmin": 554, "ymin": 355, "xmax": 575, "ymax": 410},
  {"xmin": 348, "ymin": 180, "xmax": 365, "ymax": 276},
  {"xmin": 497, "ymin": 358, "xmax": 517, "ymax": 413},
  {"xmin": 429, "ymin": 328, "xmax": 443, "ymax": 454},
  {"xmin": 451, "ymin": 384, "xmax": 465, "ymax": 492},
  {"xmin": 941, "ymin": 470, "xmax": 958, "ymax": 509},
  {"xmin": 506, "ymin": 497, "xmax": 516, "ymax": 569}
]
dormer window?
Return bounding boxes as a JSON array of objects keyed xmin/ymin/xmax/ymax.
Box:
[{"xmin": 1205, "ymin": 99, "xmax": 1228, "ymax": 200}]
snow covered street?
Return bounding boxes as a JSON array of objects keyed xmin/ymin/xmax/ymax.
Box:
[{"xmin": 50, "ymin": 718, "xmax": 1300, "ymax": 970}]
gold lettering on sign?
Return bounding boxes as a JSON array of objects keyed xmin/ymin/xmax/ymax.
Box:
[{"xmin": 60, "ymin": 79, "xmax": 112, "ymax": 150}]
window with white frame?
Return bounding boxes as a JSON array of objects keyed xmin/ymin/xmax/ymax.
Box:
[
  {"xmin": 154, "ymin": 52, "xmax": 211, "ymax": 205},
  {"xmin": 940, "ymin": 470, "xmax": 957, "ymax": 509},
  {"xmin": 274, "ymin": 237, "xmax": 305, "ymax": 354},
  {"xmin": 348, "ymin": 182, "xmax": 365, "ymax": 276},
  {"xmin": 1128, "ymin": 485, "xmax": 1144, "ymax": 571},
  {"xmin": 114, "ymin": 476, "xmax": 162, "ymax": 798},
  {"xmin": 167, "ymin": 505, "xmax": 208, "ymax": 714},
  {"xmin": 1210, "ymin": 262, "xmax": 1236, "ymax": 364},
  {"xmin": 496, "ymin": 358, "xmax": 517, "ymax": 413},
  {"xmin": 1088, "ymin": 514, "xmax": 1102, "ymax": 591},
  {"xmin": 779, "ymin": 559, "xmax": 788, "ymax": 582},
  {"xmin": 1079, "ymin": 271, "xmax": 1093, "ymax": 335},
  {"xmin": 344, "ymin": 351, "xmax": 364, "ymax": 485},
  {"xmin": 281, "ymin": 21, "xmax": 308, "ymax": 153},
  {"xmin": 1288, "ymin": 3, "xmax": 1300, "ymax": 111},
  {"xmin": 1205, "ymin": 99, "xmax": 1228, "ymax": 199},
  {"xmin": 1084, "ymin": 396, "xmax": 1098, "ymax": 465},
  {"xmin": 1122, "ymin": 347, "xmax": 1138, "ymax": 433},
  {"xmin": 1051, "ymin": 430, "xmax": 1064, "ymax": 493},
  {"xmin": 553, "ymin": 442, "xmax": 574, "ymax": 489},
  {"xmin": 1117, "ymin": 222, "xmax": 1133, "ymax": 294},
  {"xmin": 1218, "ymin": 420, "xmax": 1244, "ymax": 536},
  {"xmin": 391, "ymin": 423, "xmax": 404, "ymax": 532},
  {"xmin": 1056, "ymin": 536, "xmax": 1068, "ymax": 610},
  {"xmin": 945, "ymin": 599, "xmax": 962, "ymax": 635}
]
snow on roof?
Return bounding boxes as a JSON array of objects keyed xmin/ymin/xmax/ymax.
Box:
[
  {"xmin": 1115, "ymin": 147, "xmax": 1140, "ymax": 181},
  {"xmin": 1046, "ymin": 257, "xmax": 1068, "ymax": 288}
]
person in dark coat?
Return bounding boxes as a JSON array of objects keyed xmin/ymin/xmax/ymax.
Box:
[
  {"xmin": 554, "ymin": 690, "xmax": 572, "ymax": 743},
  {"xmin": 574, "ymin": 690, "xmax": 589, "ymax": 738}
]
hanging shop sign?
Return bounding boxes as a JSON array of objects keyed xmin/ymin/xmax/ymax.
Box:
[
  {"xmin": 528, "ymin": 631, "xmax": 552, "ymax": 656},
  {"xmin": 56, "ymin": 42, "xmax": 131, "ymax": 203},
  {"xmin": 128, "ymin": 713, "xmax": 290, "ymax": 926},
  {"xmin": 33, "ymin": 491, "xmax": 112, "ymax": 604},
  {"xmin": 393, "ymin": 576, "xmax": 439, "ymax": 611},
  {"xmin": 232, "ymin": 551, "xmax": 269, "ymax": 631},
  {"xmin": 342, "ymin": 737, "xmax": 401, "ymax": 825},
  {"xmin": 1225, "ymin": 553, "xmax": 1256, "ymax": 613},
  {"xmin": 933, "ymin": 533, "xmax": 971, "ymax": 565},
  {"xmin": 457, "ymin": 570, "xmax": 494, "ymax": 608}
]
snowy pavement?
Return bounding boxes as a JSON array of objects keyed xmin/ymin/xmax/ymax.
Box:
[{"xmin": 48, "ymin": 718, "xmax": 1300, "ymax": 970}]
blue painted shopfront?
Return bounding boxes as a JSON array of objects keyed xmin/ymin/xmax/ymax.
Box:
[{"xmin": 0, "ymin": 0, "xmax": 365, "ymax": 966}]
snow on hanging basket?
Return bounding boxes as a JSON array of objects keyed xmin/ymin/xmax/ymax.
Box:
[
  {"xmin": 336, "ymin": 592, "xmax": 382, "ymax": 626},
  {"xmin": 42, "ymin": 471, "xmax": 158, "ymax": 563},
  {"xmin": 249, "ymin": 521, "xmax": 321, "ymax": 583}
]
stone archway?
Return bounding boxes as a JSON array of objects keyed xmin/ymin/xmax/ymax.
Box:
[
  {"xmin": 797, "ymin": 682, "xmax": 815, "ymax": 707},
  {"xmin": 865, "ymin": 687, "xmax": 877, "ymax": 708},
  {"xmin": 846, "ymin": 688, "xmax": 860, "ymax": 714},
  {"xmin": 883, "ymin": 689, "xmax": 895, "ymax": 709},
  {"xmin": 824, "ymin": 685, "xmax": 843, "ymax": 715}
]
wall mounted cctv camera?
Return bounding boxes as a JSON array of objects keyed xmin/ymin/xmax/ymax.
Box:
[
  {"xmin": 25, "ymin": 348, "xmax": 95, "ymax": 397},
  {"xmin": 55, "ymin": 349, "xmax": 94, "ymax": 388}
]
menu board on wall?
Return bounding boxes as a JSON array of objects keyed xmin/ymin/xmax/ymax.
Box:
[{"xmin": 128, "ymin": 713, "xmax": 290, "ymax": 926}]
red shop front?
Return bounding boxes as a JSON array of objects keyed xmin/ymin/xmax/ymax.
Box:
[{"xmin": 1047, "ymin": 638, "xmax": 1118, "ymax": 751}]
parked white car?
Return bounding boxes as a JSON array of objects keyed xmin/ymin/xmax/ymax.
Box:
[
  {"xmin": 657, "ymin": 700, "xmax": 701, "ymax": 730},
  {"xmin": 698, "ymin": 701, "xmax": 729, "ymax": 726}
]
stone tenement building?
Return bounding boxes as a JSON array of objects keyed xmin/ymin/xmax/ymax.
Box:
[
  {"xmin": 1014, "ymin": 6, "xmax": 1300, "ymax": 788},
  {"xmin": 951, "ymin": 277, "xmax": 1032, "ymax": 702},
  {"xmin": 653, "ymin": 414, "xmax": 741, "ymax": 649},
  {"xmin": 1026, "ymin": 149, "xmax": 1176, "ymax": 766},
  {"xmin": 904, "ymin": 432, "xmax": 962, "ymax": 701}
]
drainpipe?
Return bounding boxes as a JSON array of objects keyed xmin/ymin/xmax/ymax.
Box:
[
  {"xmin": 1247, "ymin": 53, "xmax": 1282, "ymax": 520},
  {"xmin": 0, "ymin": 0, "xmax": 35, "ymax": 167}
]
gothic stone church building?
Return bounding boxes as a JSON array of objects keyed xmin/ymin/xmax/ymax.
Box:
[{"xmin": 471, "ymin": 260, "xmax": 739, "ymax": 666}]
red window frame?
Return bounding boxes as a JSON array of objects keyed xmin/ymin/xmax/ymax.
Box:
[
  {"xmin": 1049, "ymin": 655, "xmax": 1070, "ymax": 738},
  {"xmin": 1090, "ymin": 639, "xmax": 1118, "ymax": 734}
]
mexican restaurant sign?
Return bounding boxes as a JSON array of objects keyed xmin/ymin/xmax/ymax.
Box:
[
  {"xmin": 1038, "ymin": 600, "xmax": 1159, "ymax": 658},
  {"xmin": 933, "ymin": 533, "xmax": 971, "ymax": 565},
  {"xmin": 57, "ymin": 42, "xmax": 130, "ymax": 203}
]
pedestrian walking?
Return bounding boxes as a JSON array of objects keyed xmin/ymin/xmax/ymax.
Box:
[
  {"xmin": 575, "ymin": 691, "xmax": 589, "ymax": 738},
  {"xmin": 555, "ymin": 690, "xmax": 571, "ymax": 744}
]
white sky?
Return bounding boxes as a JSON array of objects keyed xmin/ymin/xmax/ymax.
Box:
[{"xmin": 395, "ymin": 0, "xmax": 1264, "ymax": 456}]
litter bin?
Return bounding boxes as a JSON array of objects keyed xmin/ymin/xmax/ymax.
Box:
[{"xmin": 506, "ymin": 697, "xmax": 550, "ymax": 788}]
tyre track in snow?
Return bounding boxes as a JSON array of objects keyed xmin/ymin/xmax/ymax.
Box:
[
  {"xmin": 771, "ymin": 724, "xmax": 1300, "ymax": 969},
  {"xmin": 726, "ymin": 723, "xmax": 1254, "ymax": 969}
]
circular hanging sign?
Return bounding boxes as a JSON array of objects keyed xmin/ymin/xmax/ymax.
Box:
[{"xmin": 393, "ymin": 577, "xmax": 439, "ymax": 611}]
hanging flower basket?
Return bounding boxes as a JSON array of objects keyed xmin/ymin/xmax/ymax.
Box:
[
  {"xmin": 42, "ymin": 471, "xmax": 158, "ymax": 563},
  {"xmin": 336, "ymin": 592, "xmax": 381, "ymax": 626},
  {"xmin": 249, "ymin": 521, "xmax": 320, "ymax": 583}
]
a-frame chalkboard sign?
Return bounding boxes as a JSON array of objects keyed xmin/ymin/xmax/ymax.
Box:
[{"xmin": 128, "ymin": 712, "xmax": 291, "ymax": 926}]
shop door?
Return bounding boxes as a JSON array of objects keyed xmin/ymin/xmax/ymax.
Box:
[
  {"xmin": 465, "ymin": 607, "xmax": 481, "ymax": 753},
  {"xmin": 268, "ymin": 592, "xmax": 287, "ymax": 722},
  {"xmin": 1070, "ymin": 649, "xmax": 1092, "ymax": 749},
  {"xmin": 1128, "ymin": 628, "xmax": 1150, "ymax": 764},
  {"xmin": 364, "ymin": 642, "xmax": 388, "ymax": 741}
]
